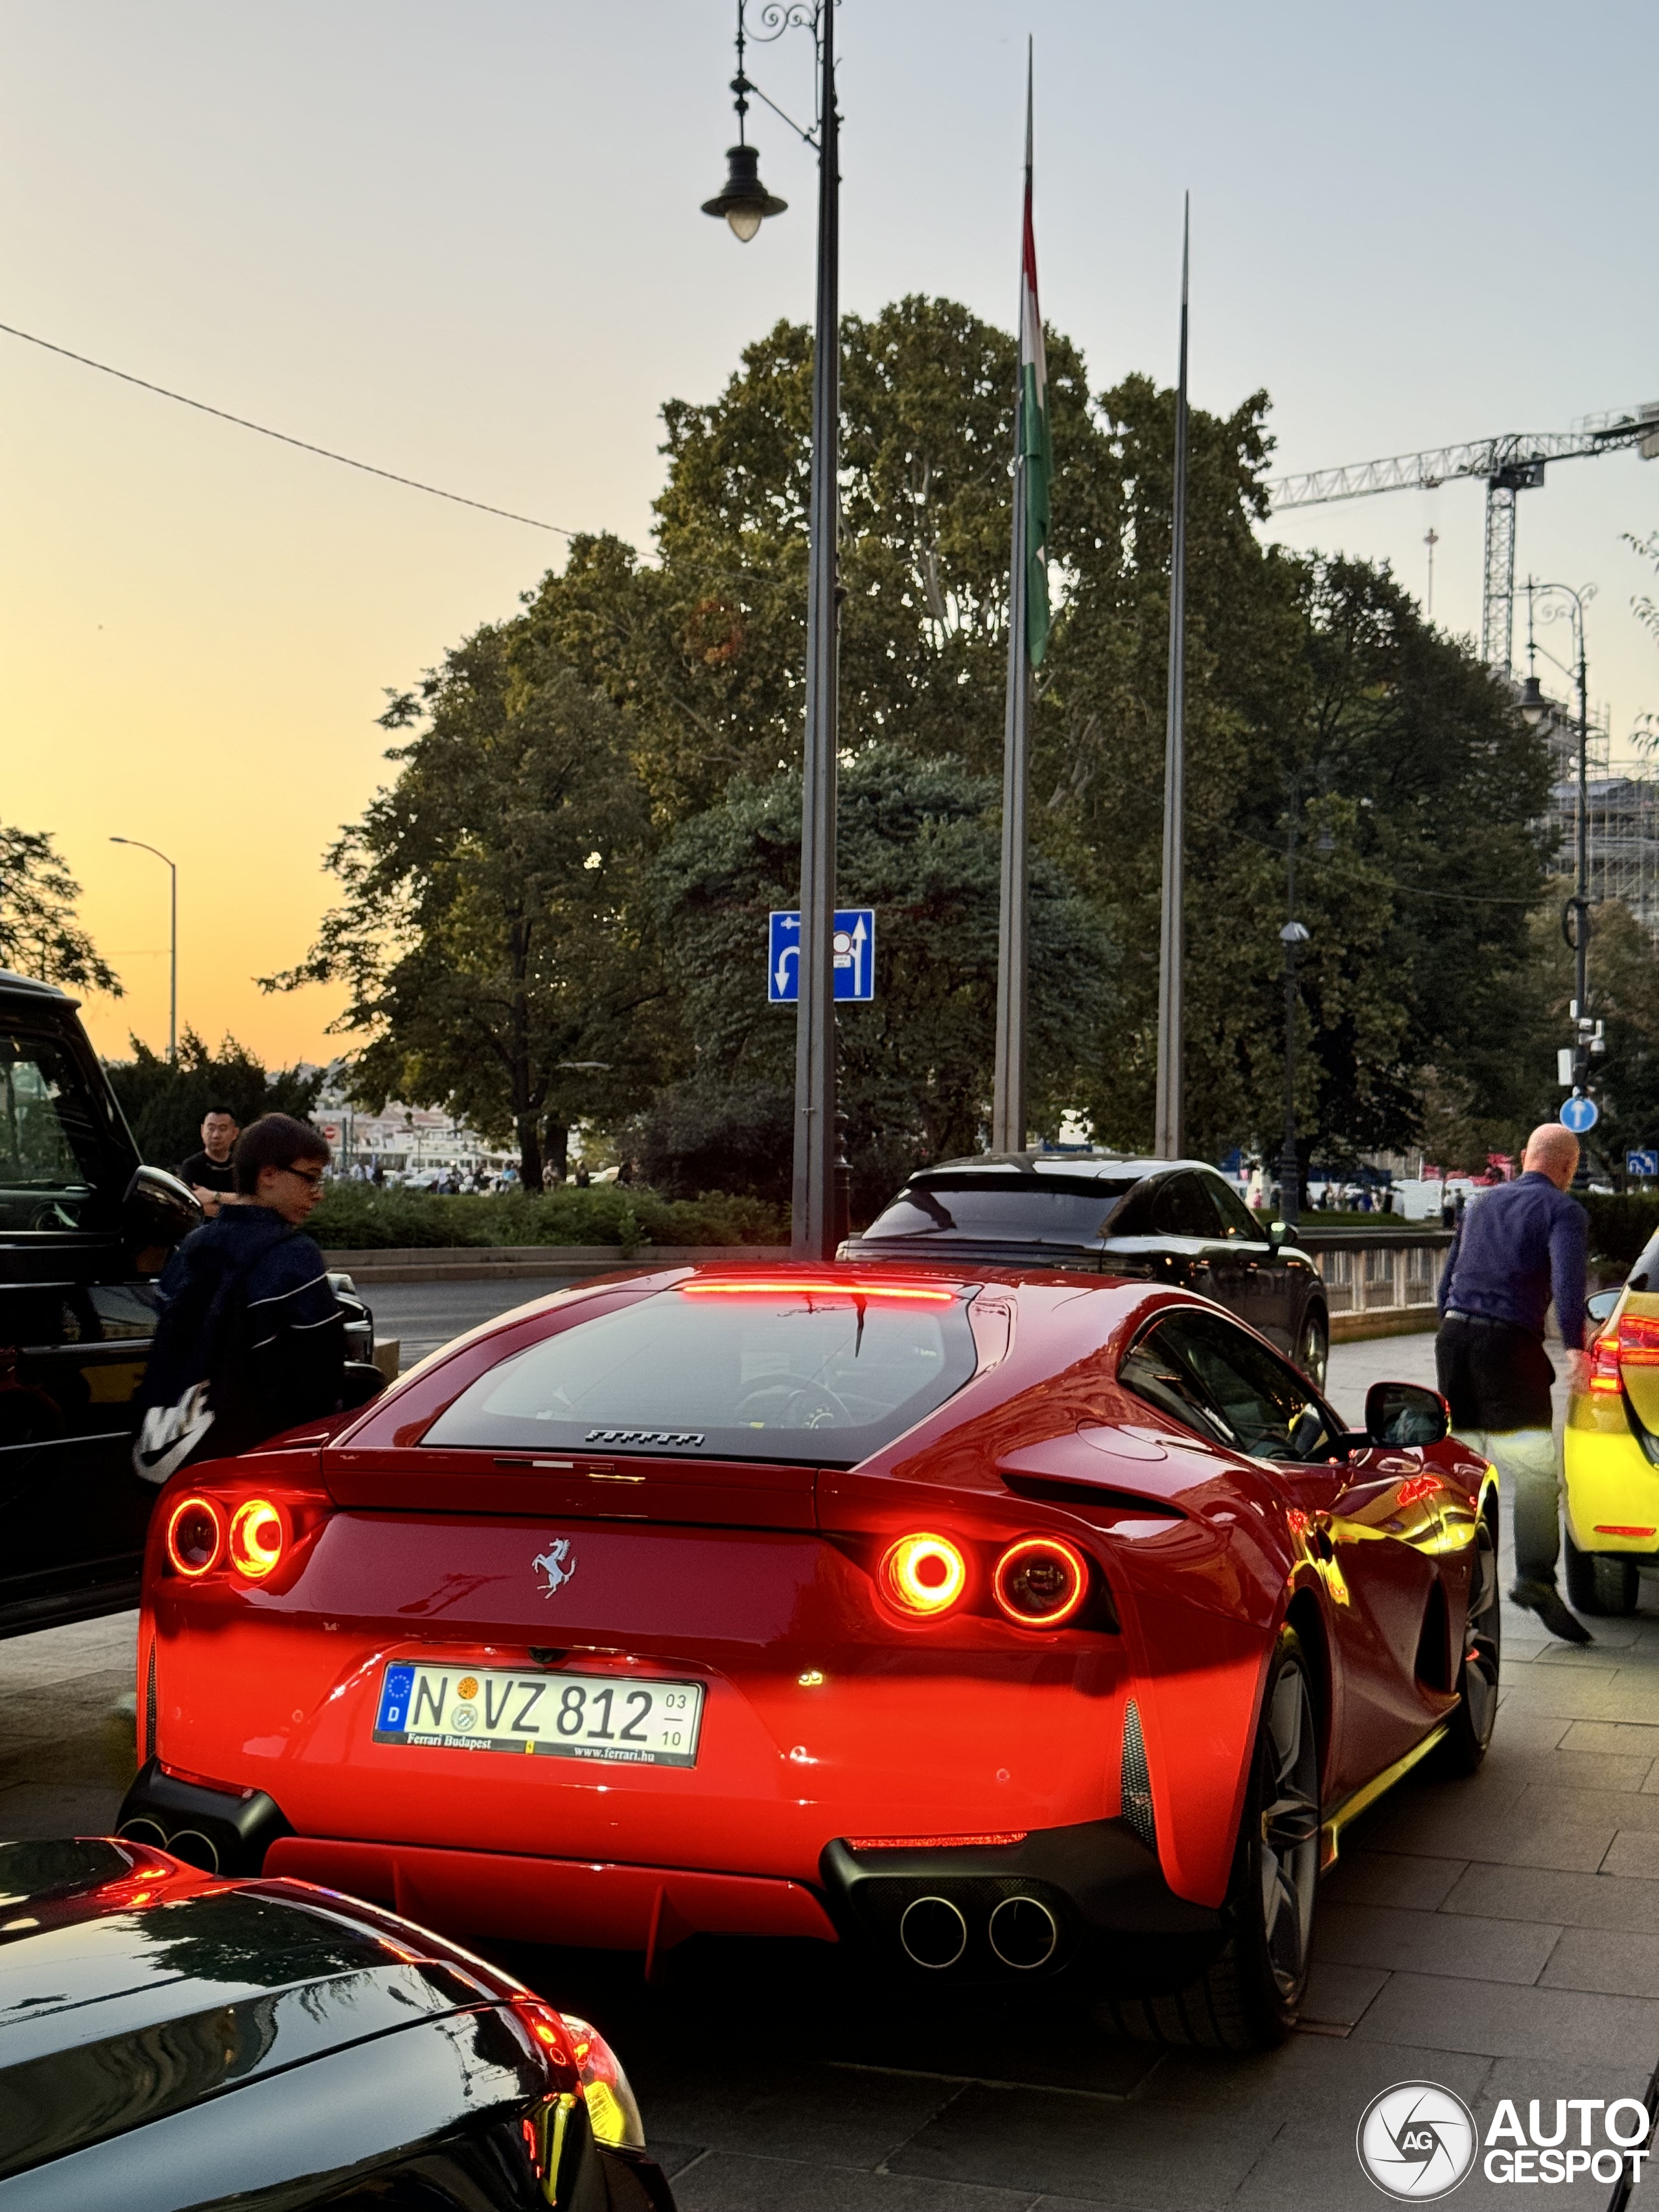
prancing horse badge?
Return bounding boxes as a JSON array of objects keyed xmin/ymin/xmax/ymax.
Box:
[{"xmin": 532, "ymin": 1538, "xmax": 577, "ymax": 1599}]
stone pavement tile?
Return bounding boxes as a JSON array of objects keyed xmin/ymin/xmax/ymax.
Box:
[
  {"xmin": 1363, "ymin": 1797, "xmax": 1617, "ymax": 1872},
  {"xmin": 1441, "ymin": 1862, "xmax": 1659, "ymax": 1933},
  {"xmin": 888, "ymin": 2086, "xmax": 1271, "ymax": 2210},
  {"xmin": 0, "ymin": 1611, "xmax": 137, "ymax": 1690},
  {"xmin": 1519, "ymin": 1783, "xmax": 1659, "ymax": 1832},
  {"xmin": 669, "ymin": 2151, "xmax": 1042, "ymax": 2212},
  {"xmin": 1560, "ymin": 1719, "xmax": 1659, "ymax": 1756},
  {"xmin": 1299, "ymin": 1961, "xmax": 1389, "ymax": 2027},
  {"xmin": 1539, "ymin": 1927, "xmax": 1659, "ymax": 1997},
  {"xmin": 1524, "ymin": 1750, "xmax": 1656, "ymax": 1793},
  {"xmin": 1321, "ymin": 1850, "xmax": 1467, "ymax": 1910},
  {"xmin": 1353, "ymin": 1970, "xmax": 1659, "ymax": 2066},
  {"xmin": 1314, "ymin": 1902, "xmax": 1562, "ymax": 1985},
  {"xmin": 1236, "ymin": 2112, "xmax": 1612, "ymax": 2212},
  {"xmin": 622, "ymin": 2058, "xmax": 964, "ymax": 2169},
  {"xmin": 1496, "ymin": 1671, "xmax": 1659, "ymax": 1721},
  {"xmin": 0, "ymin": 1782, "xmax": 126, "ymax": 1837},
  {"xmin": 1603, "ymin": 1832, "xmax": 1659, "ymax": 1880},
  {"xmin": 1135, "ymin": 2036, "xmax": 1490, "ymax": 2123},
  {"xmin": 1487, "ymin": 1707, "xmax": 1572, "ymax": 1754},
  {"xmin": 828, "ymin": 2010, "xmax": 1157, "ymax": 2098}
]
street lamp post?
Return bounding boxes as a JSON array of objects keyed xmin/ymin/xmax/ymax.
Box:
[
  {"xmin": 1518, "ymin": 581, "xmax": 1597, "ymax": 1104},
  {"xmin": 110, "ymin": 836, "xmax": 177, "ymax": 1060},
  {"xmin": 703, "ymin": 1, "xmax": 841, "ymax": 1259},
  {"xmin": 1277, "ymin": 787, "xmax": 1308, "ymax": 1228}
]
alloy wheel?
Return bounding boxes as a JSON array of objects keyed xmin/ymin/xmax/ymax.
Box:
[{"xmin": 1257, "ymin": 1662, "xmax": 1320, "ymax": 2000}]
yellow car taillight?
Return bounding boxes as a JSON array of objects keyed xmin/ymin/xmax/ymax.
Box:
[{"xmin": 1589, "ymin": 1312, "xmax": 1659, "ymax": 1395}]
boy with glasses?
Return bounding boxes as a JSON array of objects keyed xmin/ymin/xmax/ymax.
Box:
[{"xmin": 135, "ymin": 1115, "xmax": 347, "ymax": 1480}]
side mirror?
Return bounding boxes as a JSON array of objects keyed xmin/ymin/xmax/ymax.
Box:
[
  {"xmin": 1266, "ymin": 1220, "xmax": 1288, "ymax": 1252},
  {"xmin": 122, "ymin": 1165, "xmax": 202, "ymax": 1275},
  {"xmin": 1586, "ymin": 1288, "xmax": 1620, "ymax": 1325},
  {"xmin": 340, "ymin": 1362, "xmax": 386, "ymax": 1410},
  {"xmin": 1365, "ymin": 1380, "xmax": 1450, "ymax": 1448}
]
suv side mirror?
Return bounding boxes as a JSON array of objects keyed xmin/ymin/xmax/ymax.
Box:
[
  {"xmin": 1266, "ymin": 1220, "xmax": 1288, "ymax": 1252},
  {"xmin": 1365, "ymin": 1380, "xmax": 1450, "ymax": 1448},
  {"xmin": 123, "ymin": 1165, "xmax": 202, "ymax": 1275}
]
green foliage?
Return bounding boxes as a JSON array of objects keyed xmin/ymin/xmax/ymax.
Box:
[
  {"xmin": 307, "ymin": 1182, "xmax": 787, "ymax": 1251},
  {"xmin": 0, "ymin": 826, "xmax": 121, "ymax": 997},
  {"xmin": 644, "ymin": 744, "xmax": 1111, "ymax": 1215},
  {"xmin": 104, "ymin": 1030, "xmax": 321, "ymax": 1169},
  {"xmin": 266, "ymin": 630, "xmax": 677, "ymax": 1189},
  {"xmin": 1574, "ymin": 1191, "xmax": 1659, "ymax": 1270}
]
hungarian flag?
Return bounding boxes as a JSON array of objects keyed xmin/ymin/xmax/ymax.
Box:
[{"xmin": 1017, "ymin": 82, "xmax": 1052, "ymax": 667}]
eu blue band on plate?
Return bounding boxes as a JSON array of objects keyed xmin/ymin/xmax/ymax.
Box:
[{"xmin": 377, "ymin": 1664, "xmax": 415, "ymax": 1732}]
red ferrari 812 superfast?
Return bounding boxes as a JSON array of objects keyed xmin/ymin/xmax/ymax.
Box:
[{"xmin": 121, "ymin": 1263, "xmax": 1500, "ymax": 2050}]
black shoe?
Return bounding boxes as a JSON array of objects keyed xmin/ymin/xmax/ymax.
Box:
[{"xmin": 1510, "ymin": 1580, "xmax": 1593, "ymax": 1644}]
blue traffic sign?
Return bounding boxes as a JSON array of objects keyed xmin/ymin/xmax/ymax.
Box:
[
  {"xmin": 768, "ymin": 909, "xmax": 876, "ymax": 1003},
  {"xmin": 1629, "ymin": 1150, "xmax": 1659, "ymax": 1178},
  {"xmin": 1560, "ymin": 1092, "xmax": 1599, "ymax": 1134}
]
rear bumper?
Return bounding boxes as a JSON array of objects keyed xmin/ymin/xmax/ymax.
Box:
[{"xmin": 1563, "ymin": 1421, "xmax": 1659, "ymax": 1554}]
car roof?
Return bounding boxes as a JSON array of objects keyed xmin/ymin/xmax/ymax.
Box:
[
  {"xmin": 0, "ymin": 969, "xmax": 74, "ymax": 1005},
  {"xmin": 907, "ymin": 1153, "xmax": 1221, "ymax": 1183}
]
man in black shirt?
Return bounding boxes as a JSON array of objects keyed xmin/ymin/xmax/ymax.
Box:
[{"xmin": 178, "ymin": 1107, "xmax": 239, "ymax": 1217}]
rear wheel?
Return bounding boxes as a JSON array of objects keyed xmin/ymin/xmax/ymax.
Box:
[
  {"xmin": 1296, "ymin": 1310, "xmax": 1329, "ymax": 1391},
  {"xmin": 1564, "ymin": 1531, "xmax": 1640, "ymax": 1616},
  {"xmin": 1107, "ymin": 1626, "xmax": 1319, "ymax": 2051},
  {"xmin": 1441, "ymin": 1509, "xmax": 1500, "ymax": 1773}
]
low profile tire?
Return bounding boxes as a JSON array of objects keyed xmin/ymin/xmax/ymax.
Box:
[
  {"xmin": 1107, "ymin": 1626, "xmax": 1320, "ymax": 2052},
  {"xmin": 1296, "ymin": 1310, "xmax": 1329, "ymax": 1392},
  {"xmin": 1564, "ymin": 1531, "xmax": 1640, "ymax": 1616},
  {"xmin": 1441, "ymin": 1508, "xmax": 1501, "ymax": 1773}
]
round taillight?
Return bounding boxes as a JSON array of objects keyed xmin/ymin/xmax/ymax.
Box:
[
  {"xmin": 227, "ymin": 1498, "xmax": 286, "ymax": 1581},
  {"xmin": 879, "ymin": 1533, "xmax": 968, "ymax": 1616},
  {"xmin": 993, "ymin": 1536, "xmax": 1088, "ymax": 1628},
  {"xmin": 165, "ymin": 1495, "xmax": 225, "ymax": 1578}
]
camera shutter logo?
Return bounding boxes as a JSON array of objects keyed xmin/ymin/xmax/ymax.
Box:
[{"xmin": 1357, "ymin": 2081, "xmax": 1478, "ymax": 2200}]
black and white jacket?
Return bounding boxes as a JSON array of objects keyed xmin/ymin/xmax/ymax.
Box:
[{"xmin": 135, "ymin": 1205, "xmax": 345, "ymax": 1480}]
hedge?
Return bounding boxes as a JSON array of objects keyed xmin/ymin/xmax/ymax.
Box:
[{"xmin": 307, "ymin": 1183, "xmax": 789, "ymax": 1252}]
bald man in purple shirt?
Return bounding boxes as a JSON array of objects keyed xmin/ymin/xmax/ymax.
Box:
[{"xmin": 1436, "ymin": 1123, "xmax": 1591, "ymax": 1643}]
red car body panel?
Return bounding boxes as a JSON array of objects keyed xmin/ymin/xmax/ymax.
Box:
[{"xmin": 132, "ymin": 1263, "xmax": 1492, "ymax": 1968}]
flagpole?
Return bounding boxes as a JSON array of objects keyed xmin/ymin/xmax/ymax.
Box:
[
  {"xmin": 992, "ymin": 45, "xmax": 1035, "ymax": 1157},
  {"xmin": 1154, "ymin": 198, "xmax": 1190, "ymax": 1161}
]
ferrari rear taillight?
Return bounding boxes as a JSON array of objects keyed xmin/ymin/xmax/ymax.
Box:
[
  {"xmin": 165, "ymin": 1495, "xmax": 226, "ymax": 1577},
  {"xmin": 879, "ymin": 1532, "xmax": 968, "ymax": 1616},
  {"xmin": 992, "ymin": 1536, "xmax": 1088, "ymax": 1627},
  {"xmin": 1588, "ymin": 1312, "xmax": 1659, "ymax": 1395},
  {"xmin": 161, "ymin": 1480, "xmax": 331, "ymax": 1584},
  {"xmin": 227, "ymin": 1498, "xmax": 287, "ymax": 1580}
]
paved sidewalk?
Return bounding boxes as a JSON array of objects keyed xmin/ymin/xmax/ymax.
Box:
[{"xmin": 2, "ymin": 1336, "xmax": 1654, "ymax": 2208}]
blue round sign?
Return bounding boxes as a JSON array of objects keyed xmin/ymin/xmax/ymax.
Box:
[{"xmin": 1561, "ymin": 1092, "xmax": 1599, "ymax": 1134}]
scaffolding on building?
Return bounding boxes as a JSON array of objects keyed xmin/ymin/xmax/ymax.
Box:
[{"xmin": 1537, "ymin": 703, "xmax": 1659, "ymax": 941}]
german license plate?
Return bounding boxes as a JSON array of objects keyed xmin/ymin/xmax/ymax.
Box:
[{"xmin": 373, "ymin": 1662, "xmax": 704, "ymax": 1768}]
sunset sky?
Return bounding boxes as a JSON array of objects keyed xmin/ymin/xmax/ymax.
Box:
[{"xmin": 3, "ymin": 0, "xmax": 1653, "ymax": 1069}]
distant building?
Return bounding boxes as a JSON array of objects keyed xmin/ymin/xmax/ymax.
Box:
[{"xmin": 312, "ymin": 1070, "xmax": 509, "ymax": 1179}]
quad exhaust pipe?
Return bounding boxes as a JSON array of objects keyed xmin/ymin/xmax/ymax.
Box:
[{"xmin": 897, "ymin": 1891, "xmax": 1058, "ymax": 1972}]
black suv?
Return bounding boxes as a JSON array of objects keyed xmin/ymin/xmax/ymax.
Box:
[
  {"xmin": 0, "ymin": 971, "xmax": 375, "ymax": 1637},
  {"xmin": 841, "ymin": 1152, "xmax": 1330, "ymax": 1384}
]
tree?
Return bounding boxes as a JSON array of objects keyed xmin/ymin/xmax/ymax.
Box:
[
  {"xmin": 105, "ymin": 1030, "xmax": 321, "ymax": 1169},
  {"xmin": 0, "ymin": 826, "xmax": 120, "ymax": 995},
  {"xmin": 642, "ymin": 744, "xmax": 1111, "ymax": 1218},
  {"xmin": 266, "ymin": 628, "xmax": 675, "ymax": 1189}
]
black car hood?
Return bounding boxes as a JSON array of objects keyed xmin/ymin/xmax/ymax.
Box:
[{"xmin": 0, "ymin": 1841, "xmax": 480, "ymax": 2180}]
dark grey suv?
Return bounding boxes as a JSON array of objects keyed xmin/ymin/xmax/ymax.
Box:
[{"xmin": 841, "ymin": 1152, "xmax": 1330, "ymax": 1386}]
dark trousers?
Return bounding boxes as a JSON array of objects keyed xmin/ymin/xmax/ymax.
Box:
[{"xmin": 1435, "ymin": 1314, "xmax": 1561, "ymax": 1585}]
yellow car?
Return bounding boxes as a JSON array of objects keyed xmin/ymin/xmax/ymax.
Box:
[{"xmin": 1562, "ymin": 1273, "xmax": 1659, "ymax": 1614}]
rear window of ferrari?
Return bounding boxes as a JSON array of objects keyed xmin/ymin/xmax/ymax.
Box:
[
  {"xmin": 863, "ymin": 1172, "xmax": 1137, "ymax": 1244},
  {"xmin": 420, "ymin": 1283, "xmax": 980, "ymax": 1465}
]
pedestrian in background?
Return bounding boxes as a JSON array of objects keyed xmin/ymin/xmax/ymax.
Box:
[
  {"xmin": 134, "ymin": 1115, "xmax": 346, "ymax": 1482},
  {"xmin": 178, "ymin": 1106, "xmax": 240, "ymax": 1216},
  {"xmin": 1435, "ymin": 1122, "xmax": 1591, "ymax": 1642}
]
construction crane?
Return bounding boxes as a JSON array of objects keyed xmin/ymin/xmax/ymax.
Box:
[{"xmin": 1268, "ymin": 405, "xmax": 1659, "ymax": 671}]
